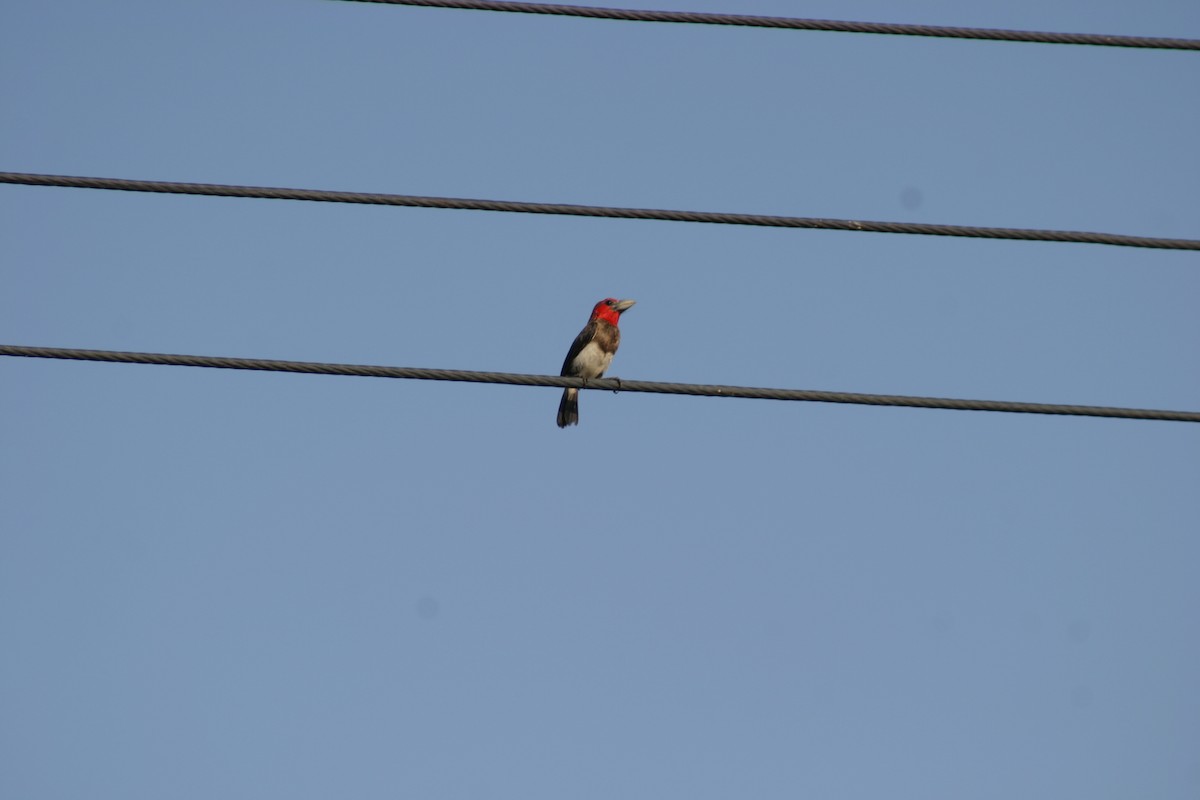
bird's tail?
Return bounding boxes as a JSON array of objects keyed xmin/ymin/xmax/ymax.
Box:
[{"xmin": 557, "ymin": 388, "xmax": 579, "ymax": 428}]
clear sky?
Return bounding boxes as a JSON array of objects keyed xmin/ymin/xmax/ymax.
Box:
[{"xmin": 3, "ymin": 1, "xmax": 1199, "ymax": 798}]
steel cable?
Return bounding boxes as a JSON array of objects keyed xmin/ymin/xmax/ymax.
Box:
[
  {"xmin": 339, "ymin": 0, "xmax": 1200, "ymax": 51},
  {"xmin": 3, "ymin": 172, "xmax": 1197, "ymax": 251},
  {"xmin": 4, "ymin": 344, "xmax": 1197, "ymax": 423}
]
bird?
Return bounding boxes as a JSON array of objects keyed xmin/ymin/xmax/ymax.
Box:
[{"xmin": 557, "ymin": 298, "xmax": 636, "ymax": 428}]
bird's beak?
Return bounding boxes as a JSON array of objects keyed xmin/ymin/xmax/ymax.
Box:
[{"xmin": 614, "ymin": 299, "xmax": 636, "ymax": 313}]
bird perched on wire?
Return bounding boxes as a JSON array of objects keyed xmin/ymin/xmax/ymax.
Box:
[{"xmin": 557, "ymin": 298, "xmax": 636, "ymax": 428}]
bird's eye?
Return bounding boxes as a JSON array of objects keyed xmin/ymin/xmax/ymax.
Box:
[{"xmin": 606, "ymin": 300, "xmax": 615, "ymax": 306}]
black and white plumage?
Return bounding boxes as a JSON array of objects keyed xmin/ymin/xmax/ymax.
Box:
[{"xmin": 557, "ymin": 298, "xmax": 635, "ymax": 428}]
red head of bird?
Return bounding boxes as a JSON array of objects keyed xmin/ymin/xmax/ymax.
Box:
[{"xmin": 590, "ymin": 298, "xmax": 637, "ymax": 326}]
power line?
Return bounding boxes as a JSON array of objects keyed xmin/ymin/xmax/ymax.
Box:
[
  {"xmin": 3, "ymin": 172, "xmax": 1197, "ymax": 251},
  {"xmin": 3, "ymin": 344, "xmax": 1197, "ymax": 423},
  {"xmin": 339, "ymin": 0, "xmax": 1200, "ymax": 51}
]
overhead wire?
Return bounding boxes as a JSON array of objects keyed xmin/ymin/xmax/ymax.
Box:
[
  {"xmin": 3, "ymin": 172, "xmax": 1197, "ymax": 251},
  {"xmin": 338, "ymin": 0, "xmax": 1200, "ymax": 51},
  {"xmin": 3, "ymin": 344, "xmax": 1198, "ymax": 423}
]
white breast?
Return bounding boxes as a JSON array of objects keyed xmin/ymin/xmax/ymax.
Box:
[{"xmin": 569, "ymin": 340, "xmax": 615, "ymax": 380}]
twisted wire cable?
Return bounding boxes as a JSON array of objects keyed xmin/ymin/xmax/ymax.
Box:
[
  {"xmin": 3, "ymin": 172, "xmax": 1197, "ymax": 251},
  {"xmin": 339, "ymin": 0, "xmax": 1200, "ymax": 51},
  {"xmin": 4, "ymin": 345, "xmax": 1197, "ymax": 423}
]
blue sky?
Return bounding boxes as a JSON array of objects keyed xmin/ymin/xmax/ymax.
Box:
[{"xmin": 3, "ymin": 1, "xmax": 1199, "ymax": 798}]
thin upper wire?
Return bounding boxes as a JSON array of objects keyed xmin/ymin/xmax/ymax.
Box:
[
  {"xmin": 3, "ymin": 172, "xmax": 1197, "ymax": 251},
  {"xmin": 3, "ymin": 344, "xmax": 1198, "ymax": 423},
  {"xmin": 339, "ymin": 0, "xmax": 1200, "ymax": 51}
]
